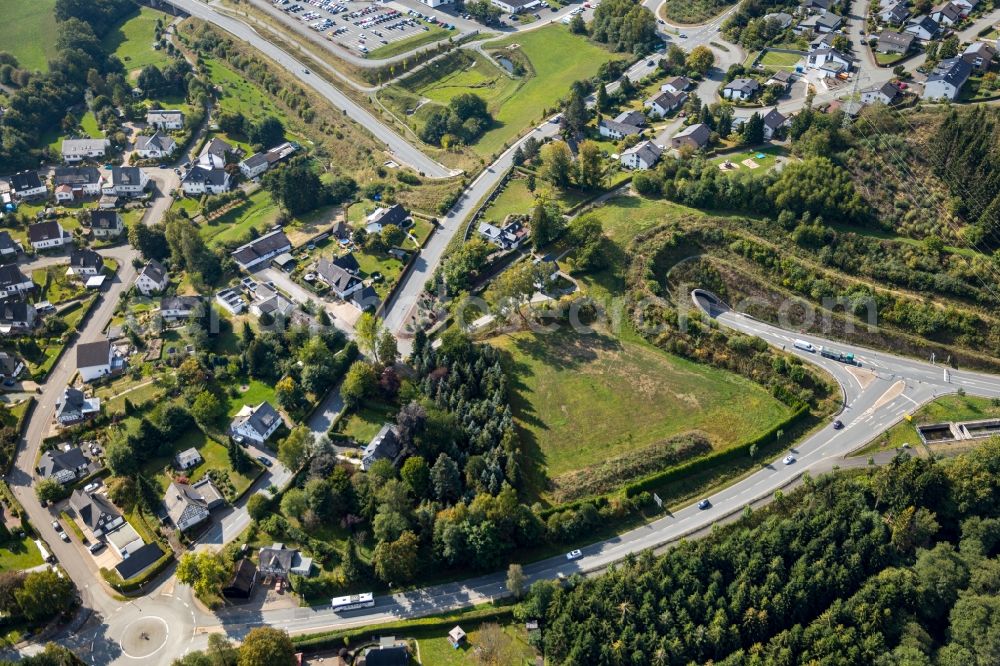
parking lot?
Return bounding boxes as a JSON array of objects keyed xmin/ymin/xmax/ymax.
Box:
[{"xmin": 270, "ymin": 0, "xmax": 456, "ymax": 57}]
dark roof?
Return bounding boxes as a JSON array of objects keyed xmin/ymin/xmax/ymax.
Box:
[
  {"xmin": 223, "ymin": 559, "xmax": 257, "ymax": 598},
  {"xmin": 109, "ymin": 166, "xmax": 145, "ymax": 187},
  {"xmin": 28, "ymin": 221, "xmax": 64, "ymax": 244},
  {"xmin": 863, "ymin": 81, "xmax": 902, "ymax": 101},
  {"xmin": 241, "ymin": 153, "xmax": 269, "ymax": 170},
  {"xmin": 90, "ymin": 210, "xmax": 121, "ymax": 230},
  {"xmin": 70, "ymin": 249, "xmax": 104, "ymax": 271},
  {"xmin": 136, "ymin": 131, "xmax": 174, "ymax": 152},
  {"xmin": 0, "ymin": 264, "xmax": 29, "ymax": 288},
  {"xmin": 258, "ymin": 543, "xmax": 296, "ymax": 574},
  {"xmin": 878, "ymin": 30, "xmax": 915, "ymax": 48},
  {"xmin": 161, "ymin": 295, "xmax": 201, "ymax": 312},
  {"xmin": 0, "ymin": 232, "xmax": 17, "ymax": 253},
  {"xmin": 202, "ymin": 137, "xmax": 235, "ymax": 159},
  {"xmin": 39, "ymin": 447, "xmax": 88, "ymax": 478},
  {"xmin": 673, "ymin": 123, "xmax": 712, "ymax": 146},
  {"xmin": 0, "ymin": 300, "xmax": 34, "ymax": 323},
  {"xmin": 78, "ymin": 340, "xmax": 111, "ymax": 368},
  {"xmin": 183, "ymin": 166, "xmax": 228, "ymax": 186},
  {"xmin": 927, "ymin": 56, "xmax": 974, "ymax": 86},
  {"xmin": 244, "ymin": 401, "xmax": 281, "ymax": 437},
  {"xmin": 53, "ymin": 166, "xmax": 102, "ymax": 187},
  {"xmin": 613, "ymin": 110, "xmax": 647, "ymax": 127},
  {"xmin": 332, "ymin": 253, "xmax": 360, "ymax": 273},
  {"xmin": 0, "ymin": 351, "xmax": 21, "ymax": 375},
  {"xmin": 10, "ymin": 171, "xmax": 42, "ymax": 192},
  {"xmin": 316, "ymin": 257, "xmax": 361, "ymax": 293},
  {"xmin": 231, "ymin": 229, "xmax": 291, "ymax": 267},
  {"xmin": 69, "ymin": 490, "xmax": 121, "ymax": 532},
  {"xmin": 371, "ymin": 204, "xmax": 409, "ymax": 228},
  {"xmin": 141, "ymin": 259, "xmax": 168, "ymax": 284},
  {"xmin": 763, "ymin": 108, "xmax": 787, "ymax": 129},
  {"xmin": 725, "ymin": 78, "xmax": 760, "ymax": 94},
  {"xmin": 599, "ymin": 119, "xmax": 643, "ymax": 136},
  {"xmin": 364, "ymin": 646, "xmax": 409, "ymax": 666},
  {"xmin": 351, "ymin": 285, "xmax": 380, "ymax": 310},
  {"xmin": 114, "ymin": 542, "xmax": 165, "ymax": 580}
]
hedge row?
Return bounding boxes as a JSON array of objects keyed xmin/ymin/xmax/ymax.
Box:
[
  {"xmin": 623, "ymin": 404, "xmax": 810, "ymax": 498},
  {"xmin": 100, "ymin": 549, "xmax": 174, "ymax": 594}
]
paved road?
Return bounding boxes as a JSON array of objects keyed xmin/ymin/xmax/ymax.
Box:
[{"xmin": 165, "ymin": 0, "xmax": 454, "ymax": 178}]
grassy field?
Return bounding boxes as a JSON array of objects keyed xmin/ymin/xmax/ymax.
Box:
[
  {"xmin": 366, "ymin": 22, "xmax": 451, "ymax": 59},
  {"xmin": 333, "ymin": 401, "xmax": 396, "ymax": 444},
  {"xmin": 580, "ymin": 195, "xmax": 704, "ymax": 247},
  {"xmin": 0, "ymin": 0, "xmax": 59, "ymax": 71},
  {"xmin": 710, "ymin": 145, "xmax": 787, "ymax": 173},
  {"xmin": 758, "ymin": 49, "xmax": 802, "ymax": 70},
  {"xmin": 228, "ymin": 379, "xmax": 278, "ymax": 415},
  {"xmin": 0, "ymin": 535, "xmax": 43, "ymax": 571},
  {"xmin": 141, "ymin": 425, "xmax": 258, "ymax": 498},
  {"xmin": 416, "ymin": 623, "xmax": 535, "ymax": 665},
  {"xmin": 102, "ymin": 7, "xmax": 175, "ymax": 75},
  {"xmin": 204, "ymin": 57, "xmax": 296, "ymax": 132},
  {"xmin": 859, "ymin": 394, "xmax": 1000, "ymax": 454},
  {"xmin": 492, "ymin": 328, "xmax": 794, "ymax": 481},
  {"xmin": 199, "ymin": 190, "xmax": 280, "ymax": 247}
]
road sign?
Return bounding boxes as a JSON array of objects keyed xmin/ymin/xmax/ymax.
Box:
[{"xmin": 652, "ymin": 492, "xmax": 663, "ymax": 508}]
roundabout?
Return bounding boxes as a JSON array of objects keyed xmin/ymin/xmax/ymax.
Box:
[{"xmin": 118, "ymin": 616, "xmax": 169, "ymax": 660}]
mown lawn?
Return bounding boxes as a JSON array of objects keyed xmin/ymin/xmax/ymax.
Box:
[
  {"xmin": 199, "ymin": 189, "xmax": 280, "ymax": 247},
  {"xmin": 102, "ymin": 7, "xmax": 175, "ymax": 75},
  {"xmin": 492, "ymin": 328, "xmax": 794, "ymax": 480},
  {"xmin": 333, "ymin": 401, "xmax": 396, "ymax": 444},
  {"xmin": 228, "ymin": 379, "xmax": 278, "ymax": 415},
  {"xmin": 580, "ymin": 195, "xmax": 705, "ymax": 247},
  {"xmin": 759, "ymin": 49, "xmax": 802, "ymax": 69},
  {"xmin": 416, "ymin": 623, "xmax": 535, "ymax": 665},
  {"xmin": 0, "ymin": 535, "xmax": 43, "ymax": 571},
  {"xmin": 0, "ymin": 0, "xmax": 59, "ymax": 71},
  {"xmin": 203, "ymin": 57, "xmax": 296, "ymax": 131},
  {"xmin": 859, "ymin": 394, "xmax": 1000, "ymax": 454},
  {"xmin": 141, "ymin": 426, "xmax": 258, "ymax": 499}
]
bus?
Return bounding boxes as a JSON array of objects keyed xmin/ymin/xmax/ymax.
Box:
[{"xmin": 331, "ymin": 592, "xmax": 375, "ymax": 613}]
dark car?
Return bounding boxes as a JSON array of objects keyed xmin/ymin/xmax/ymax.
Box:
[
  {"xmin": 257, "ymin": 455, "xmax": 273, "ymax": 467},
  {"xmin": 697, "ymin": 499, "xmax": 711, "ymax": 510},
  {"xmin": 833, "ymin": 419, "xmax": 844, "ymax": 430}
]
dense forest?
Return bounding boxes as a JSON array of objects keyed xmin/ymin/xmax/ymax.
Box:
[{"xmin": 517, "ymin": 442, "xmax": 1000, "ymax": 665}]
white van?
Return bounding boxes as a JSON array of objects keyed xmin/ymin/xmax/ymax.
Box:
[{"xmin": 793, "ymin": 339, "xmax": 816, "ymax": 353}]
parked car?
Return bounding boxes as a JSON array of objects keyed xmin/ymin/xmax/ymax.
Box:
[
  {"xmin": 83, "ymin": 482, "xmax": 99, "ymax": 493},
  {"xmin": 566, "ymin": 549, "xmax": 583, "ymax": 561},
  {"xmin": 257, "ymin": 456, "xmax": 273, "ymax": 467},
  {"xmin": 697, "ymin": 499, "xmax": 711, "ymax": 510},
  {"xmin": 51, "ymin": 520, "xmax": 61, "ymax": 531},
  {"xmin": 59, "ymin": 532, "xmax": 70, "ymax": 542},
  {"xmin": 88, "ymin": 542, "xmax": 106, "ymax": 554}
]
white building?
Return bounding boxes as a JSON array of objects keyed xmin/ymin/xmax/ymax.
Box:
[
  {"xmin": 103, "ymin": 167, "xmax": 149, "ymax": 198},
  {"xmin": 181, "ymin": 166, "xmax": 231, "ymax": 195},
  {"xmin": 620, "ymin": 140, "xmax": 663, "ymax": 170},
  {"xmin": 0, "ymin": 265, "xmax": 33, "ymax": 298},
  {"xmin": 135, "ymin": 131, "xmax": 177, "ymax": 159},
  {"xmin": 28, "ymin": 221, "xmax": 70, "ymax": 250},
  {"xmin": 160, "ymin": 296, "xmax": 201, "ymax": 320},
  {"xmin": 136, "ymin": 259, "xmax": 169, "ymax": 296},
  {"xmin": 77, "ymin": 340, "xmax": 116, "ymax": 383},
  {"xmin": 923, "ymin": 57, "xmax": 973, "ymax": 100},
  {"xmin": 231, "ymin": 229, "xmax": 292, "ymax": 271},
  {"xmin": 230, "ymin": 401, "xmax": 284, "ymax": 445},
  {"xmin": 146, "ymin": 109, "xmax": 184, "ymax": 130},
  {"xmin": 61, "ymin": 138, "xmax": 110, "ymax": 163},
  {"xmin": 722, "ymin": 78, "xmax": 761, "ymax": 101}
]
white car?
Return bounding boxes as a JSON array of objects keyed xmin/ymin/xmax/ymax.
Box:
[
  {"xmin": 565, "ymin": 549, "xmax": 583, "ymax": 561},
  {"xmin": 782, "ymin": 455, "xmax": 796, "ymax": 465},
  {"xmin": 83, "ymin": 482, "xmax": 99, "ymax": 493}
]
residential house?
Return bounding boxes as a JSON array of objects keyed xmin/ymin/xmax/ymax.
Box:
[
  {"xmin": 10, "ymin": 171, "xmax": 46, "ymax": 200},
  {"xmin": 490, "ymin": 0, "xmax": 540, "ymax": 13},
  {"xmin": 175, "ymin": 447, "xmax": 203, "ymax": 470},
  {"xmin": 0, "ymin": 232, "xmax": 19, "ymax": 260},
  {"xmin": 160, "ymin": 295, "xmax": 201, "ymax": 320},
  {"xmin": 0, "ymin": 300, "xmax": 36, "ymax": 334},
  {"xmin": 861, "ymin": 81, "xmax": 903, "ymax": 105},
  {"xmin": 136, "ymin": 259, "xmax": 169, "ymax": 295},
  {"xmin": 61, "ymin": 138, "xmax": 110, "ymax": 163},
  {"xmin": 55, "ymin": 387, "xmax": 100, "ymax": 426},
  {"xmin": 722, "ymin": 78, "xmax": 761, "ymax": 101},
  {"xmin": 89, "ymin": 210, "xmax": 124, "ymax": 238},
  {"xmin": 230, "ymin": 401, "xmax": 284, "ymax": 444},
  {"xmin": 182, "ymin": 166, "xmax": 231, "ymax": 196},
  {"xmin": 598, "ymin": 110, "xmax": 646, "ymax": 139},
  {"xmin": 923, "ymin": 56, "xmax": 974, "ymax": 99},
  {"xmin": 28, "ymin": 221, "xmax": 70, "ymax": 251},
  {"xmin": 765, "ymin": 69, "xmax": 794, "ymax": 89},
  {"xmin": 905, "ymin": 15, "xmax": 940, "ymax": 40},
  {"xmin": 69, "ymin": 490, "xmax": 124, "ymax": 539},
  {"xmin": 670, "ymin": 123, "xmax": 712, "ymax": 150},
  {"xmin": 315, "ymin": 255, "xmax": 363, "ymax": 300},
  {"xmin": 135, "ymin": 131, "xmax": 177, "ymax": 159},
  {"xmin": 0, "ymin": 351, "xmax": 24, "ymax": 379},
  {"xmin": 350, "ymin": 285, "xmax": 379, "ymax": 312},
  {"xmin": 763, "ymin": 11, "xmax": 794, "ymax": 28},
  {"xmin": 877, "ymin": 30, "xmax": 916, "ymax": 54},
  {"xmin": 198, "ymin": 137, "xmax": 238, "ymax": 169},
  {"xmin": 880, "ymin": 1, "xmax": 910, "ymax": 24},
  {"xmin": 239, "ymin": 153, "xmax": 270, "ymax": 180},
  {"xmin": 644, "ymin": 91, "xmax": 686, "ymax": 117},
  {"xmin": 0, "ymin": 265, "xmax": 33, "ymax": 298},
  {"xmin": 222, "ymin": 559, "xmax": 257, "ymax": 599},
  {"xmin": 231, "ymin": 229, "xmax": 292, "ymax": 271},
  {"xmin": 620, "ymin": 140, "xmax": 663, "ymax": 170},
  {"xmin": 249, "ymin": 283, "xmax": 295, "ymax": 320},
  {"xmin": 810, "ymin": 32, "xmax": 837, "ymax": 50},
  {"xmin": 962, "ymin": 41, "xmax": 996, "ymax": 72},
  {"xmin": 660, "ymin": 76, "xmax": 691, "ymax": 94},
  {"xmin": 257, "ymin": 542, "xmax": 313, "ymax": 579},
  {"xmin": 931, "ymin": 2, "xmax": 963, "ymax": 26},
  {"xmin": 952, "ymin": 0, "xmax": 979, "ymax": 10},
  {"xmin": 802, "ymin": 0, "xmax": 833, "ymax": 10},
  {"xmin": 77, "ymin": 339, "xmax": 122, "ymax": 382},
  {"xmin": 215, "ymin": 287, "xmax": 246, "ymax": 315},
  {"xmin": 52, "ymin": 167, "xmax": 103, "ymax": 201},
  {"xmin": 362, "ymin": 645, "xmax": 410, "ymax": 666},
  {"xmin": 364, "ymin": 204, "xmax": 410, "ymax": 235},
  {"xmin": 477, "ymin": 217, "xmax": 528, "ymax": 250},
  {"xmin": 362, "ymin": 424, "xmax": 402, "ymax": 471},
  {"xmin": 799, "ymin": 11, "xmax": 842, "ymax": 32},
  {"xmin": 762, "ymin": 108, "xmax": 790, "ymax": 140},
  {"xmin": 106, "ymin": 522, "xmax": 145, "ymax": 559},
  {"xmin": 104, "ymin": 167, "xmax": 149, "ymax": 198},
  {"xmin": 67, "ymin": 248, "xmax": 104, "ymax": 278},
  {"xmin": 807, "ymin": 47, "xmax": 855, "ymax": 76},
  {"xmin": 146, "ymin": 109, "xmax": 184, "ymax": 130},
  {"xmin": 165, "ymin": 479, "xmax": 224, "ymax": 532},
  {"xmin": 261, "ymin": 141, "xmax": 297, "ymax": 169},
  {"xmin": 38, "ymin": 446, "xmax": 90, "ymax": 484},
  {"xmin": 114, "ymin": 542, "xmax": 165, "ymax": 581}
]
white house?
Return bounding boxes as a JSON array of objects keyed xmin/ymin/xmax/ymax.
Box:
[
  {"xmin": 103, "ymin": 167, "xmax": 149, "ymax": 197},
  {"xmin": 52, "ymin": 166, "xmax": 103, "ymax": 201},
  {"xmin": 77, "ymin": 340, "xmax": 117, "ymax": 383},
  {"xmin": 160, "ymin": 295, "xmax": 201, "ymax": 320},
  {"xmin": 364, "ymin": 204, "xmax": 410, "ymax": 235},
  {"xmin": 239, "ymin": 153, "xmax": 270, "ymax": 180},
  {"xmin": 230, "ymin": 401, "xmax": 284, "ymax": 444},
  {"xmin": 135, "ymin": 131, "xmax": 177, "ymax": 159},
  {"xmin": 9, "ymin": 172, "xmax": 46, "ymax": 200},
  {"xmin": 962, "ymin": 41, "xmax": 997, "ymax": 72},
  {"xmin": 807, "ymin": 48, "xmax": 855, "ymax": 76},
  {"xmin": 90, "ymin": 210, "xmax": 124, "ymax": 238},
  {"xmin": 165, "ymin": 479, "xmax": 224, "ymax": 532},
  {"xmin": 216, "ymin": 287, "xmax": 246, "ymax": 315},
  {"xmin": 905, "ymin": 15, "xmax": 940, "ymax": 40},
  {"xmin": 722, "ymin": 78, "xmax": 761, "ymax": 101},
  {"xmin": 175, "ymin": 447, "xmax": 203, "ymax": 470},
  {"xmin": 231, "ymin": 229, "xmax": 292, "ymax": 271},
  {"xmin": 490, "ymin": 0, "xmax": 540, "ymax": 13},
  {"xmin": 55, "ymin": 388, "xmax": 100, "ymax": 426},
  {"xmin": 67, "ymin": 249, "xmax": 104, "ymax": 278},
  {"xmin": 0, "ymin": 265, "xmax": 33, "ymax": 298},
  {"xmin": 181, "ymin": 166, "xmax": 231, "ymax": 195},
  {"xmin": 477, "ymin": 218, "xmax": 528, "ymax": 250},
  {"xmin": 761, "ymin": 108, "xmax": 790, "ymax": 140},
  {"xmin": 0, "ymin": 232, "xmax": 19, "ymax": 260},
  {"xmin": 61, "ymin": 138, "xmax": 110, "ymax": 163},
  {"xmin": 923, "ymin": 57, "xmax": 973, "ymax": 100},
  {"xmin": 860, "ymin": 81, "xmax": 903, "ymax": 105},
  {"xmin": 69, "ymin": 490, "xmax": 124, "ymax": 539},
  {"xmin": 146, "ymin": 109, "xmax": 184, "ymax": 130},
  {"xmin": 315, "ymin": 255, "xmax": 363, "ymax": 300},
  {"xmin": 644, "ymin": 91, "xmax": 686, "ymax": 117},
  {"xmin": 197, "ymin": 137, "xmax": 238, "ymax": 169},
  {"xmin": 598, "ymin": 110, "xmax": 646, "ymax": 139},
  {"xmin": 0, "ymin": 301, "xmax": 36, "ymax": 335},
  {"xmin": 620, "ymin": 140, "xmax": 663, "ymax": 170},
  {"xmin": 930, "ymin": 2, "xmax": 962, "ymax": 26},
  {"xmin": 136, "ymin": 259, "xmax": 169, "ymax": 296},
  {"xmin": 28, "ymin": 221, "xmax": 70, "ymax": 250}
]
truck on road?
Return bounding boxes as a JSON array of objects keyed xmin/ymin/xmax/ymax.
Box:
[{"xmin": 819, "ymin": 346, "xmax": 857, "ymax": 365}]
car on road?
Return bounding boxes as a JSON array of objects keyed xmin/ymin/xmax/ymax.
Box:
[
  {"xmin": 88, "ymin": 542, "xmax": 105, "ymax": 554},
  {"xmin": 303, "ymin": 68, "xmax": 311, "ymax": 74},
  {"xmin": 646, "ymin": 60, "xmax": 654, "ymax": 66},
  {"xmin": 257, "ymin": 455, "xmax": 273, "ymax": 467},
  {"xmin": 51, "ymin": 520, "xmax": 61, "ymax": 531},
  {"xmin": 782, "ymin": 455, "xmax": 796, "ymax": 465},
  {"xmin": 566, "ymin": 549, "xmax": 583, "ymax": 561},
  {"xmin": 833, "ymin": 419, "xmax": 844, "ymax": 430},
  {"xmin": 83, "ymin": 482, "xmax": 99, "ymax": 493},
  {"xmin": 793, "ymin": 339, "xmax": 816, "ymax": 352},
  {"xmin": 60, "ymin": 532, "xmax": 70, "ymax": 542},
  {"xmin": 697, "ymin": 499, "xmax": 711, "ymax": 510},
  {"xmin": 679, "ymin": 33, "xmax": 687, "ymax": 38}
]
